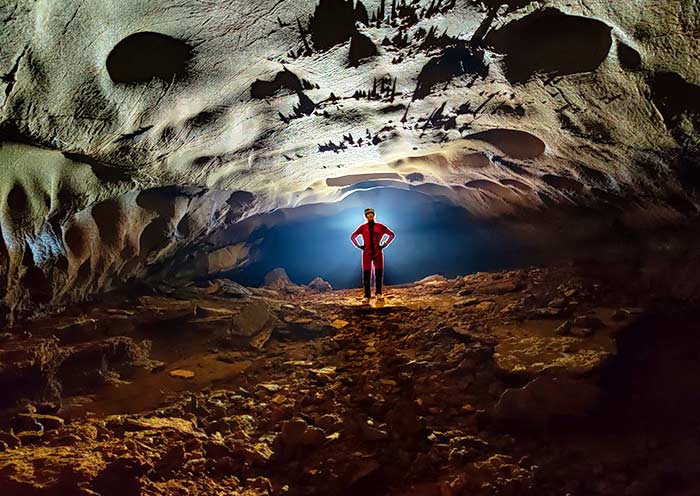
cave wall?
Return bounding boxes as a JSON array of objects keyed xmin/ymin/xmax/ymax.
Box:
[
  {"xmin": 0, "ymin": 143, "xmax": 257, "ymax": 322},
  {"xmin": 1, "ymin": 0, "xmax": 699, "ymax": 322}
]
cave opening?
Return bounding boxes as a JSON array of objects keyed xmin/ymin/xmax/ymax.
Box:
[{"xmin": 229, "ymin": 187, "xmax": 535, "ymax": 290}]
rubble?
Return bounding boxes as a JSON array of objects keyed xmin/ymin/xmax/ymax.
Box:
[{"xmin": 0, "ymin": 264, "xmax": 695, "ymax": 495}]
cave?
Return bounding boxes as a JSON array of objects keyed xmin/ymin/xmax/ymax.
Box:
[{"xmin": 1, "ymin": 1, "xmax": 700, "ymax": 495}]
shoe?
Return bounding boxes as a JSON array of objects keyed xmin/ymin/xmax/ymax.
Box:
[
  {"xmin": 376, "ymin": 294, "xmax": 385, "ymax": 302},
  {"xmin": 361, "ymin": 297, "xmax": 370, "ymax": 305}
]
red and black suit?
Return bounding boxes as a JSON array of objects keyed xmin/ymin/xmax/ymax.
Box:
[{"xmin": 350, "ymin": 221, "xmax": 396, "ymax": 297}]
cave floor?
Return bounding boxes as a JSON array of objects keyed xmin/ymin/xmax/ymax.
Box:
[{"xmin": 1, "ymin": 264, "xmax": 700, "ymax": 495}]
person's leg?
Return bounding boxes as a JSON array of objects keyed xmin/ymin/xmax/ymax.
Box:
[
  {"xmin": 363, "ymin": 269, "xmax": 371, "ymax": 298},
  {"xmin": 362, "ymin": 251, "xmax": 371, "ymax": 299},
  {"xmin": 375, "ymin": 252, "xmax": 384, "ymax": 295},
  {"xmin": 375, "ymin": 267, "xmax": 383, "ymax": 295}
]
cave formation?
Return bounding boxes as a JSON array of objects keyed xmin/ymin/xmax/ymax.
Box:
[{"xmin": 1, "ymin": 0, "xmax": 700, "ymax": 494}]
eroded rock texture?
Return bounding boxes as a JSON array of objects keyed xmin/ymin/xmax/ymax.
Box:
[{"xmin": 1, "ymin": 0, "xmax": 699, "ymax": 319}]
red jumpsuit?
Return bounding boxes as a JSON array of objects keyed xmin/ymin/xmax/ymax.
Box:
[{"xmin": 351, "ymin": 221, "xmax": 395, "ymax": 269}]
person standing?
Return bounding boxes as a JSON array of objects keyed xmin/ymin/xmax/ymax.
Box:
[{"xmin": 350, "ymin": 208, "xmax": 396, "ymax": 304}]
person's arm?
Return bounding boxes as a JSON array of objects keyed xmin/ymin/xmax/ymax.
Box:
[
  {"xmin": 380, "ymin": 225, "xmax": 395, "ymax": 249},
  {"xmin": 350, "ymin": 225, "xmax": 365, "ymax": 249}
]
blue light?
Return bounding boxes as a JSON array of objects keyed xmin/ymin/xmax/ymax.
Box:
[{"xmin": 229, "ymin": 188, "xmax": 529, "ymax": 289}]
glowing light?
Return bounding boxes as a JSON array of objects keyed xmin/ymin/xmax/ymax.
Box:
[{"xmin": 230, "ymin": 187, "xmax": 530, "ymax": 289}]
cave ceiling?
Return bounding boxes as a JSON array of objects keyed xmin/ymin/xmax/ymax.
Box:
[{"xmin": 0, "ymin": 0, "xmax": 699, "ymax": 319}]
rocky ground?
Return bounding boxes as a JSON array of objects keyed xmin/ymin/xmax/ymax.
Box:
[{"xmin": 1, "ymin": 262, "xmax": 700, "ymax": 495}]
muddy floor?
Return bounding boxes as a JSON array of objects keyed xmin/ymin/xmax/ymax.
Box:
[{"xmin": 1, "ymin": 262, "xmax": 699, "ymax": 495}]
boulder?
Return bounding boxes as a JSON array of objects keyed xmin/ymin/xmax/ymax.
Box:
[
  {"xmin": 263, "ymin": 268, "xmax": 302, "ymax": 293},
  {"xmin": 231, "ymin": 301, "xmax": 272, "ymax": 337},
  {"xmin": 494, "ymin": 335, "xmax": 614, "ymax": 378},
  {"xmin": 0, "ymin": 338, "xmax": 64, "ymax": 408},
  {"xmin": 306, "ymin": 276, "xmax": 333, "ymax": 293},
  {"xmin": 415, "ymin": 274, "xmax": 448, "ymax": 285},
  {"xmin": 206, "ymin": 279, "xmax": 252, "ymax": 298},
  {"xmin": 274, "ymin": 417, "xmax": 326, "ymax": 460},
  {"xmin": 493, "ymin": 376, "xmax": 600, "ymax": 430},
  {"xmin": 58, "ymin": 337, "xmax": 160, "ymax": 394}
]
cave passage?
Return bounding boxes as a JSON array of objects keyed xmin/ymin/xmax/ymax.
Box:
[
  {"xmin": 230, "ymin": 188, "xmax": 535, "ymax": 289},
  {"xmin": 2, "ymin": 0, "xmax": 700, "ymax": 494}
]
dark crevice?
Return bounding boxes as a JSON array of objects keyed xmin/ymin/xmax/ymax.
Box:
[
  {"xmin": 0, "ymin": 123, "xmax": 34, "ymax": 145},
  {"xmin": 6, "ymin": 183, "xmax": 28, "ymax": 222},
  {"xmin": 349, "ymin": 32, "xmax": 378, "ymax": 67},
  {"xmin": 647, "ymin": 71, "xmax": 700, "ymax": 145},
  {"xmin": 135, "ymin": 187, "xmax": 185, "ymax": 219},
  {"xmin": 138, "ymin": 218, "xmax": 171, "ymax": 261},
  {"xmin": 309, "ymin": 0, "xmax": 358, "ymax": 51},
  {"xmin": 0, "ymin": 234, "xmax": 7, "ymax": 300},
  {"xmin": 617, "ymin": 41, "xmax": 642, "ymax": 71},
  {"xmin": 574, "ymin": 163, "xmax": 611, "ymax": 187},
  {"xmin": 582, "ymin": 305, "xmax": 700, "ymax": 453},
  {"xmin": 355, "ymin": 0, "xmax": 369, "ymax": 25},
  {"xmin": 75, "ymin": 258, "xmax": 92, "ymax": 287},
  {"xmin": 226, "ymin": 190, "xmax": 256, "ymax": 211},
  {"xmin": 18, "ymin": 242, "xmax": 53, "ymax": 304},
  {"xmin": 413, "ymin": 42, "xmax": 488, "ymax": 100},
  {"xmin": 542, "ymin": 174, "xmax": 585, "ymax": 194},
  {"xmin": 674, "ymin": 149, "xmax": 700, "ymax": 195},
  {"xmin": 91, "ymin": 200, "xmax": 122, "ymax": 248},
  {"xmin": 60, "ymin": 5, "xmax": 81, "ymax": 39},
  {"xmin": 485, "ymin": 8, "xmax": 612, "ymax": 83},
  {"xmin": 1, "ymin": 46, "xmax": 27, "ymax": 109},
  {"xmin": 471, "ymin": 4, "xmax": 499, "ymax": 44},
  {"xmin": 115, "ymin": 125, "xmax": 154, "ymax": 142},
  {"xmin": 184, "ymin": 108, "xmax": 227, "ymax": 130},
  {"xmin": 251, "ymin": 68, "xmax": 316, "ymax": 99},
  {"xmin": 62, "ymin": 152, "xmax": 131, "ymax": 183},
  {"xmin": 468, "ymin": 128, "xmax": 545, "ymax": 160},
  {"xmin": 64, "ymin": 225, "xmax": 87, "ymax": 259},
  {"xmin": 106, "ymin": 32, "xmax": 193, "ymax": 84},
  {"xmin": 280, "ymin": 92, "xmax": 317, "ymax": 122}
]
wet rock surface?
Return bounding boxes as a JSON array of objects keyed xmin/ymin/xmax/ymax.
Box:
[{"xmin": 1, "ymin": 264, "xmax": 699, "ymax": 495}]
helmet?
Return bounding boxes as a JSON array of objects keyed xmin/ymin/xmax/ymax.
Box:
[{"xmin": 364, "ymin": 207, "xmax": 375, "ymax": 215}]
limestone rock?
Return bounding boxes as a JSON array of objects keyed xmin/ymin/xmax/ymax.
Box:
[
  {"xmin": 493, "ymin": 376, "xmax": 600, "ymax": 430},
  {"xmin": 205, "ymin": 279, "xmax": 252, "ymax": 298},
  {"xmin": 57, "ymin": 337, "xmax": 158, "ymax": 394},
  {"xmin": 232, "ymin": 301, "xmax": 273, "ymax": 337},
  {"xmin": 306, "ymin": 276, "xmax": 333, "ymax": 293},
  {"xmin": 14, "ymin": 413, "xmax": 64, "ymax": 432},
  {"xmin": 494, "ymin": 335, "xmax": 614, "ymax": 378},
  {"xmin": 263, "ymin": 268, "xmax": 302, "ymax": 293},
  {"xmin": 416, "ymin": 274, "xmax": 448, "ymax": 286}
]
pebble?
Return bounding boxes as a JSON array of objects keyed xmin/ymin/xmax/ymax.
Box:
[{"xmin": 169, "ymin": 369, "xmax": 195, "ymax": 379}]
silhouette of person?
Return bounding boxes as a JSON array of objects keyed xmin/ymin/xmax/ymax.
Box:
[{"xmin": 350, "ymin": 208, "xmax": 396, "ymax": 304}]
